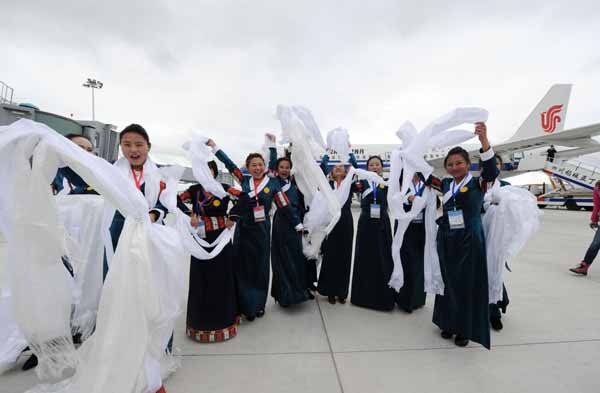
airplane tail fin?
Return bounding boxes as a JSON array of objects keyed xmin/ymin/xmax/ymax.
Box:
[{"xmin": 508, "ymin": 84, "xmax": 572, "ymax": 141}]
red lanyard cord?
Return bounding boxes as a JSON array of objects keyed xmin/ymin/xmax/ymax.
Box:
[{"xmin": 131, "ymin": 166, "xmax": 144, "ymax": 190}]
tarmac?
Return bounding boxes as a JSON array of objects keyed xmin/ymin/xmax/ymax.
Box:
[{"xmin": 1, "ymin": 208, "xmax": 600, "ymax": 393}]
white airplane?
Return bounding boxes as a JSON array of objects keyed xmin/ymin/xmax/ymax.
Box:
[{"xmin": 323, "ymin": 84, "xmax": 600, "ymax": 175}]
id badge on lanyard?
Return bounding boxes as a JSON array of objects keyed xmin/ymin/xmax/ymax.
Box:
[
  {"xmin": 448, "ymin": 210, "xmax": 465, "ymax": 230},
  {"xmin": 370, "ymin": 182, "xmax": 381, "ymax": 219},
  {"xmin": 196, "ymin": 221, "xmax": 207, "ymax": 238},
  {"xmin": 448, "ymin": 177, "xmax": 467, "ymax": 230},
  {"xmin": 370, "ymin": 203, "xmax": 381, "ymax": 219},
  {"xmin": 253, "ymin": 206, "xmax": 266, "ymax": 222},
  {"xmin": 252, "ymin": 179, "xmax": 267, "ymax": 223}
]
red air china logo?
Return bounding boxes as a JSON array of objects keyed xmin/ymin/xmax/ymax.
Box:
[{"xmin": 541, "ymin": 104, "xmax": 563, "ymax": 133}]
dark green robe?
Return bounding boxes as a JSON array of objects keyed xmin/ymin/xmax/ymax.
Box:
[
  {"xmin": 351, "ymin": 179, "xmax": 396, "ymax": 311},
  {"xmin": 432, "ymin": 155, "xmax": 499, "ymax": 349},
  {"xmin": 317, "ymin": 153, "xmax": 360, "ymax": 299},
  {"xmin": 216, "ymin": 148, "xmax": 300, "ymax": 318},
  {"xmin": 395, "ymin": 192, "xmax": 427, "ymax": 312},
  {"xmin": 270, "ymin": 177, "xmax": 310, "ymax": 306}
]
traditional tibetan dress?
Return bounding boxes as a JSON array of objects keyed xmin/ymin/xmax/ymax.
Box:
[
  {"xmin": 396, "ymin": 181, "xmax": 427, "ymax": 312},
  {"xmin": 179, "ymin": 183, "xmax": 246, "ymax": 342},
  {"xmin": 351, "ymin": 179, "xmax": 396, "ymax": 311},
  {"xmin": 215, "ymin": 148, "xmax": 300, "ymax": 319},
  {"xmin": 317, "ymin": 153, "xmax": 359, "ymax": 300},
  {"xmin": 430, "ymin": 149, "xmax": 499, "ymax": 349},
  {"xmin": 270, "ymin": 176, "xmax": 310, "ymax": 306}
]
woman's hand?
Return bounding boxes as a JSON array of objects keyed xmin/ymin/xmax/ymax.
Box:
[
  {"xmin": 206, "ymin": 139, "xmax": 216, "ymax": 148},
  {"xmin": 408, "ymin": 195, "xmax": 416, "ymax": 203},
  {"xmin": 225, "ymin": 218, "xmax": 235, "ymax": 229},
  {"xmin": 265, "ymin": 133, "xmax": 276, "ymax": 143},
  {"xmin": 191, "ymin": 214, "xmax": 200, "ymax": 228},
  {"xmin": 149, "ymin": 211, "xmax": 159, "ymax": 223},
  {"xmin": 475, "ymin": 122, "xmax": 490, "ymax": 152}
]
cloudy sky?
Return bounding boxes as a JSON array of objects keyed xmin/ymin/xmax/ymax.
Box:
[{"xmin": 3, "ymin": 0, "xmax": 600, "ymax": 165}]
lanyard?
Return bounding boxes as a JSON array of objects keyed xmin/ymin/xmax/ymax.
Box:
[
  {"xmin": 131, "ymin": 167, "xmax": 144, "ymax": 190},
  {"xmin": 414, "ymin": 181, "xmax": 424, "ymax": 196},
  {"xmin": 253, "ymin": 177, "xmax": 262, "ymax": 205},
  {"xmin": 450, "ymin": 176, "xmax": 469, "ymax": 209},
  {"xmin": 372, "ymin": 182, "xmax": 377, "ymax": 203}
]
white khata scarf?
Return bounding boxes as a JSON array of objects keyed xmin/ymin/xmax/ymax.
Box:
[
  {"xmin": 0, "ymin": 119, "xmax": 187, "ymax": 393},
  {"xmin": 172, "ymin": 135, "xmax": 235, "ymax": 260},
  {"xmin": 326, "ymin": 127, "xmax": 351, "ymax": 163},
  {"xmin": 482, "ymin": 182, "xmax": 540, "ymax": 303},
  {"xmin": 387, "ymin": 107, "xmax": 489, "ymax": 294},
  {"xmin": 276, "ymin": 105, "xmax": 340, "ymax": 259}
]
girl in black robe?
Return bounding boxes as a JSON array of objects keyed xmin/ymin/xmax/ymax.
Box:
[
  {"xmin": 350, "ymin": 156, "xmax": 396, "ymax": 311},
  {"xmin": 317, "ymin": 152, "xmax": 359, "ymax": 304},
  {"xmin": 428, "ymin": 122, "xmax": 498, "ymax": 348},
  {"xmin": 269, "ymin": 155, "xmax": 311, "ymax": 307},
  {"xmin": 210, "ymin": 139, "xmax": 301, "ymax": 320},
  {"xmin": 396, "ymin": 173, "xmax": 427, "ymax": 313},
  {"xmin": 179, "ymin": 160, "xmax": 247, "ymax": 342}
]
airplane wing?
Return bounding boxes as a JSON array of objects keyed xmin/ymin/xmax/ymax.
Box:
[{"xmin": 492, "ymin": 122, "xmax": 600, "ymax": 154}]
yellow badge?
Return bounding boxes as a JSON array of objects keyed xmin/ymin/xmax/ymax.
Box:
[
  {"xmin": 213, "ymin": 200, "xmax": 221, "ymax": 207},
  {"xmin": 460, "ymin": 186, "xmax": 469, "ymax": 193},
  {"xmin": 263, "ymin": 187, "xmax": 270, "ymax": 194},
  {"xmin": 379, "ymin": 184, "xmax": 385, "ymax": 189},
  {"xmin": 86, "ymin": 186, "xmax": 94, "ymax": 191}
]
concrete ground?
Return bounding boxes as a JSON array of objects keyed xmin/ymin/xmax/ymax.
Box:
[{"xmin": 2, "ymin": 208, "xmax": 600, "ymax": 393}]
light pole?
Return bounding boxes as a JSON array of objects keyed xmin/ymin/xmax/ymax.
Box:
[{"xmin": 82, "ymin": 78, "xmax": 103, "ymax": 120}]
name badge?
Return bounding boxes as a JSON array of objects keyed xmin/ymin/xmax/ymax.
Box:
[
  {"xmin": 370, "ymin": 203, "xmax": 381, "ymax": 219},
  {"xmin": 196, "ymin": 221, "xmax": 207, "ymax": 238},
  {"xmin": 448, "ymin": 209, "xmax": 465, "ymax": 230},
  {"xmin": 253, "ymin": 205, "xmax": 266, "ymax": 223},
  {"xmin": 413, "ymin": 211, "xmax": 424, "ymax": 223}
]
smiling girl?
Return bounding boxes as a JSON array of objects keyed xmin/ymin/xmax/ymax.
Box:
[
  {"xmin": 350, "ymin": 155, "xmax": 396, "ymax": 311},
  {"xmin": 106, "ymin": 124, "xmax": 169, "ymax": 278},
  {"xmin": 210, "ymin": 137, "xmax": 302, "ymax": 321},
  {"xmin": 317, "ymin": 150, "xmax": 360, "ymax": 304},
  {"xmin": 268, "ymin": 147, "xmax": 311, "ymax": 307},
  {"xmin": 427, "ymin": 122, "xmax": 498, "ymax": 349}
]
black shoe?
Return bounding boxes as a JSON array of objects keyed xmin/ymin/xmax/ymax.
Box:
[
  {"xmin": 22, "ymin": 354, "xmax": 38, "ymax": 371},
  {"xmin": 257, "ymin": 309, "xmax": 265, "ymax": 318},
  {"xmin": 441, "ymin": 331, "xmax": 453, "ymax": 339},
  {"xmin": 491, "ymin": 318, "xmax": 503, "ymax": 331},
  {"xmin": 308, "ymin": 291, "xmax": 315, "ymax": 300},
  {"xmin": 327, "ymin": 296, "xmax": 336, "ymax": 305},
  {"xmin": 246, "ymin": 315, "xmax": 256, "ymax": 321},
  {"xmin": 338, "ymin": 297, "xmax": 346, "ymax": 304},
  {"xmin": 454, "ymin": 336, "xmax": 469, "ymax": 347}
]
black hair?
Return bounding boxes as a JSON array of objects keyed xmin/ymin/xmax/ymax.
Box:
[
  {"xmin": 367, "ymin": 155, "xmax": 384, "ymax": 167},
  {"xmin": 245, "ymin": 153, "xmax": 265, "ymax": 168},
  {"xmin": 478, "ymin": 154, "xmax": 503, "ymax": 167},
  {"xmin": 120, "ymin": 124, "xmax": 150, "ymax": 145},
  {"xmin": 208, "ymin": 160, "xmax": 218, "ymax": 179},
  {"xmin": 65, "ymin": 133, "xmax": 92, "ymax": 143},
  {"xmin": 276, "ymin": 157, "xmax": 292, "ymax": 169},
  {"xmin": 444, "ymin": 147, "xmax": 470, "ymax": 167}
]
